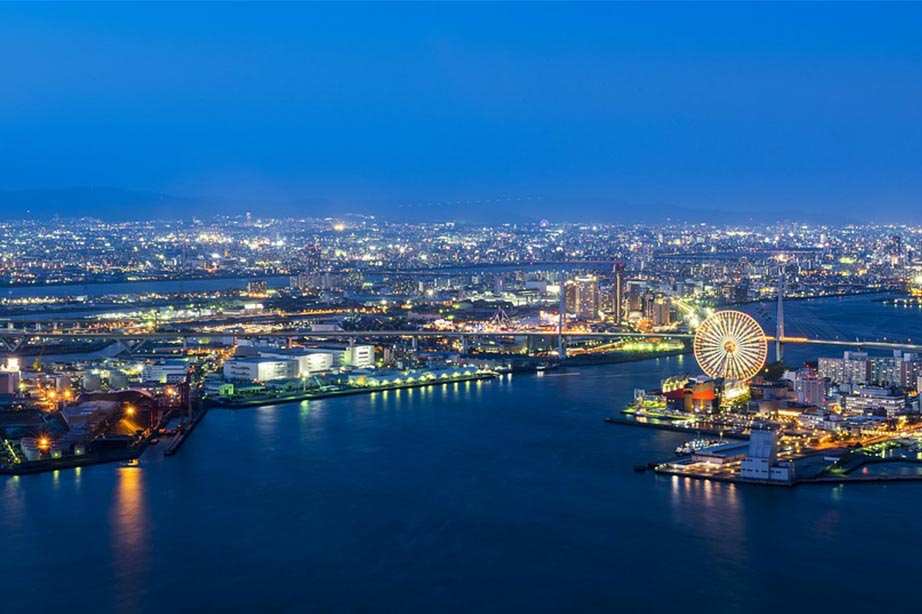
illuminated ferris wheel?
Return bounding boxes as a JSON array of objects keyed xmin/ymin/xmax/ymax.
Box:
[{"xmin": 693, "ymin": 310, "xmax": 767, "ymax": 382}]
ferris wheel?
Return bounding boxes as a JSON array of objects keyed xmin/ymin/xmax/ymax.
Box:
[{"xmin": 693, "ymin": 310, "xmax": 767, "ymax": 381}]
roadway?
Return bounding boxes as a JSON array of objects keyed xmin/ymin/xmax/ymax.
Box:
[
  {"xmin": 1, "ymin": 328, "xmax": 922, "ymax": 351},
  {"xmin": 0, "ymin": 329, "xmax": 691, "ymax": 340}
]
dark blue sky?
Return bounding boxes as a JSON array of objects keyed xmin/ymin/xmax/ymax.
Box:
[{"xmin": 2, "ymin": 2, "xmax": 922, "ymax": 222}]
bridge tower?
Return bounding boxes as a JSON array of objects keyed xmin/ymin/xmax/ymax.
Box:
[{"xmin": 776, "ymin": 264, "xmax": 785, "ymax": 363}]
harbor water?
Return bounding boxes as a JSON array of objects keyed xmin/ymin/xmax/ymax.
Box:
[{"xmin": 2, "ymin": 295, "xmax": 922, "ymax": 612}]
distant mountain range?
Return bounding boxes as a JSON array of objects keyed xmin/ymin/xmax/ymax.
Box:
[
  {"xmin": 0, "ymin": 187, "xmax": 205, "ymax": 221},
  {"xmin": 0, "ymin": 186, "xmax": 860, "ymax": 225}
]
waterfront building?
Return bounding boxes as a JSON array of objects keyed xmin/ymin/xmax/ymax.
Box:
[
  {"xmin": 740, "ymin": 430, "xmax": 792, "ymax": 482},
  {"xmin": 690, "ymin": 441, "xmax": 749, "ymax": 465},
  {"xmin": 223, "ymin": 357, "xmax": 297, "ymax": 383},
  {"xmin": 247, "ymin": 279, "xmax": 269, "ymax": 297},
  {"xmin": 258, "ymin": 349, "xmax": 335, "ymax": 376},
  {"xmin": 344, "ymin": 345, "xmax": 375, "ymax": 369},
  {"xmin": 664, "ymin": 378, "xmax": 717, "ymax": 413}
]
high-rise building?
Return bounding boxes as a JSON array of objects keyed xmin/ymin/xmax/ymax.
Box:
[
  {"xmin": 247, "ymin": 279, "xmax": 269, "ymax": 297},
  {"xmin": 794, "ymin": 367, "xmax": 825, "ymax": 405},
  {"xmin": 652, "ymin": 297, "xmax": 671, "ymax": 327},
  {"xmin": 896, "ymin": 351, "xmax": 922, "ymax": 387},
  {"xmin": 818, "ymin": 351, "xmax": 869, "ymax": 385},
  {"xmin": 869, "ymin": 356, "xmax": 901, "ymax": 387},
  {"xmin": 612, "ymin": 263, "xmax": 624, "ymax": 323},
  {"xmin": 626, "ymin": 281, "xmax": 645, "ymax": 312},
  {"xmin": 565, "ymin": 275, "xmax": 600, "ymax": 320},
  {"xmin": 642, "ymin": 292, "xmax": 656, "ymax": 320},
  {"xmin": 889, "ymin": 235, "xmax": 903, "ymax": 266},
  {"xmin": 564, "ymin": 280, "xmax": 578, "ymax": 315}
]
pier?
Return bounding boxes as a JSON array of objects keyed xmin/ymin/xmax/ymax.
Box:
[
  {"xmin": 604, "ymin": 416, "xmax": 749, "ymax": 440},
  {"xmin": 163, "ymin": 406, "xmax": 209, "ymax": 457}
]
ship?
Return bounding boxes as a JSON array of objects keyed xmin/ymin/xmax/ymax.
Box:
[{"xmin": 675, "ymin": 435, "xmax": 727, "ymax": 456}]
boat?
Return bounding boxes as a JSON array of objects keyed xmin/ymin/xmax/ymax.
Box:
[
  {"xmin": 149, "ymin": 437, "xmax": 160, "ymax": 445},
  {"xmin": 633, "ymin": 465, "xmax": 648, "ymax": 473},
  {"xmin": 122, "ymin": 459, "xmax": 140, "ymax": 467},
  {"xmin": 675, "ymin": 435, "xmax": 727, "ymax": 456}
]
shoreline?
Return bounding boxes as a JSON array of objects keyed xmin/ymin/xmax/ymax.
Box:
[
  {"xmin": 208, "ymin": 372, "xmax": 498, "ymax": 409},
  {"xmin": 603, "ymin": 416, "xmax": 922, "ymax": 487},
  {"xmin": 0, "ymin": 274, "xmax": 289, "ymax": 293},
  {"xmin": 0, "ymin": 442, "xmax": 148, "ymax": 476},
  {"xmin": 563, "ymin": 347, "xmax": 690, "ymax": 367},
  {"xmin": 603, "ymin": 416, "xmax": 748, "ymax": 439}
]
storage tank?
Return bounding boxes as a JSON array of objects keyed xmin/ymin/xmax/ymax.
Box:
[
  {"xmin": 81, "ymin": 373, "xmax": 102, "ymax": 392},
  {"xmin": 108, "ymin": 371, "xmax": 129, "ymax": 390},
  {"xmin": 20, "ymin": 437, "xmax": 42, "ymax": 461}
]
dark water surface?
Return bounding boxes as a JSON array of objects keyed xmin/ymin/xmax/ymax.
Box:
[{"xmin": 3, "ymin": 296, "xmax": 922, "ymax": 612}]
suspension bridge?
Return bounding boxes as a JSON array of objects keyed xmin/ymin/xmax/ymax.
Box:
[{"xmin": 0, "ymin": 271, "xmax": 915, "ymax": 356}]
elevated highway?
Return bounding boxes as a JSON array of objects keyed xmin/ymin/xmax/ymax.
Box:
[{"xmin": 1, "ymin": 328, "xmax": 921, "ymax": 353}]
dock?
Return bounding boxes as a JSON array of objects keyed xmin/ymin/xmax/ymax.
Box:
[
  {"xmin": 0, "ymin": 445, "xmax": 145, "ymax": 475},
  {"xmin": 164, "ymin": 406, "xmax": 209, "ymax": 457},
  {"xmin": 603, "ymin": 416, "xmax": 749, "ymax": 440},
  {"xmin": 209, "ymin": 372, "xmax": 496, "ymax": 409}
]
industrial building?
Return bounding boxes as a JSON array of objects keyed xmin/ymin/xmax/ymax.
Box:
[
  {"xmin": 141, "ymin": 360, "xmax": 189, "ymax": 384},
  {"xmin": 223, "ymin": 357, "xmax": 297, "ymax": 383},
  {"xmin": 258, "ymin": 349, "xmax": 335, "ymax": 376}
]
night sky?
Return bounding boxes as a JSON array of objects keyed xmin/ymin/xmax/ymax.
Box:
[{"xmin": 2, "ymin": 2, "xmax": 922, "ymax": 223}]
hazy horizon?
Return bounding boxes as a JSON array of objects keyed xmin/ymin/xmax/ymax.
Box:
[{"xmin": 3, "ymin": 2, "xmax": 921, "ymax": 223}]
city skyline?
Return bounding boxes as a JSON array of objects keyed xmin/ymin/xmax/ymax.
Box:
[{"xmin": 5, "ymin": 4, "xmax": 922, "ymax": 612}]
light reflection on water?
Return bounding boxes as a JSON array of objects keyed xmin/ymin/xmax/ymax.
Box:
[
  {"xmin": 4, "ymin": 295, "xmax": 922, "ymax": 612},
  {"xmin": 110, "ymin": 467, "xmax": 149, "ymax": 611},
  {"xmin": 669, "ymin": 475, "xmax": 745, "ymax": 563},
  {"xmin": 1, "ymin": 475, "xmax": 24, "ymax": 531}
]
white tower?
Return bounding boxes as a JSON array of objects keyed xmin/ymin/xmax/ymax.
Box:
[{"xmin": 776, "ymin": 264, "xmax": 785, "ymax": 363}]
